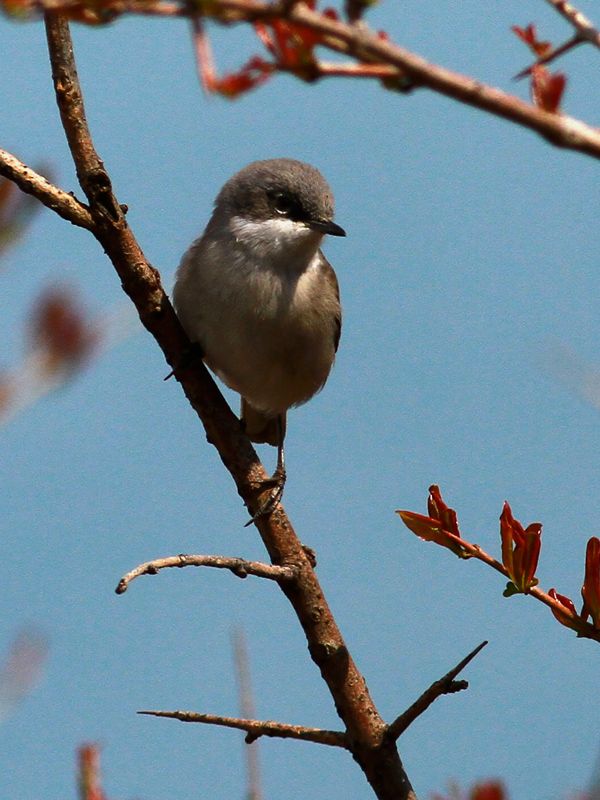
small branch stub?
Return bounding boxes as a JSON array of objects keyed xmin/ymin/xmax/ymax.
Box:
[{"xmin": 386, "ymin": 641, "xmax": 488, "ymax": 742}]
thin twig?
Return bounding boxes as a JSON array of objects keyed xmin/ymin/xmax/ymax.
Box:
[
  {"xmin": 544, "ymin": 0, "xmax": 600, "ymax": 49},
  {"xmin": 138, "ymin": 709, "xmax": 349, "ymax": 748},
  {"xmin": 514, "ymin": 34, "xmax": 582, "ymax": 79},
  {"xmin": 0, "ymin": 148, "xmax": 92, "ymax": 229},
  {"xmin": 282, "ymin": 61, "xmax": 400, "ymax": 80},
  {"xmin": 386, "ymin": 641, "xmax": 488, "ymax": 742},
  {"xmin": 45, "ymin": 12, "xmax": 122, "ymax": 222},
  {"xmin": 116, "ymin": 554, "xmax": 297, "ymax": 594}
]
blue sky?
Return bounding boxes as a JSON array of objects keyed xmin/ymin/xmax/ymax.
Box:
[{"xmin": 2, "ymin": 2, "xmax": 600, "ymax": 798}]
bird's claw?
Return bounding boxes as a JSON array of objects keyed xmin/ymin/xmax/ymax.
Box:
[{"xmin": 244, "ymin": 468, "xmax": 287, "ymax": 527}]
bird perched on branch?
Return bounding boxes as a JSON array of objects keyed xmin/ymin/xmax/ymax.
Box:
[{"xmin": 173, "ymin": 158, "xmax": 345, "ymax": 519}]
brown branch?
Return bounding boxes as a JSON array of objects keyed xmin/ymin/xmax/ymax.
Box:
[
  {"xmin": 5, "ymin": 2, "xmax": 600, "ymax": 163},
  {"xmin": 115, "ymin": 554, "xmax": 297, "ymax": 594},
  {"xmin": 138, "ymin": 709, "xmax": 349, "ymax": 748},
  {"xmin": 190, "ymin": 15, "xmax": 212, "ymax": 94},
  {"xmin": 48, "ymin": 0, "xmax": 591, "ymax": 154},
  {"xmin": 530, "ymin": 587, "xmax": 600, "ymax": 641},
  {"xmin": 43, "ymin": 16, "xmax": 415, "ymax": 800},
  {"xmin": 386, "ymin": 641, "xmax": 488, "ymax": 742},
  {"xmin": 206, "ymin": 0, "xmax": 600, "ymax": 160},
  {"xmin": 0, "ymin": 147, "xmax": 92, "ymax": 228}
]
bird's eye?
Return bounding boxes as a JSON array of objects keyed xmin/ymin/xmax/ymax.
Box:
[{"xmin": 271, "ymin": 192, "xmax": 294, "ymax": 216}]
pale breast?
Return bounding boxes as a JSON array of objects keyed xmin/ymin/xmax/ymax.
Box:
[{"xmin": 173, "ymin": 229, "xmax": 340, "ymax": 414}]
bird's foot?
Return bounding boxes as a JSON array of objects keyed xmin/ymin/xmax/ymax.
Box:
[{"xmin": 244, "ymin": 467, "xmax": 287, "ymax": 527}]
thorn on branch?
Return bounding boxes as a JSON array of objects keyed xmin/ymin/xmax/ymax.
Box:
[
  {"xmin": 386, "ymin": 640, "xmax": 488, "ymax": 742},
  {"xmin": 138, "ymin": 709, "xmax": 349, "ymax": 748}
]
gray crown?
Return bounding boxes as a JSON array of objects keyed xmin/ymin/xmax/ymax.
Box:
[{"xmin": 214, "ymin": 158, "xmax": 335, "ymax": 225}]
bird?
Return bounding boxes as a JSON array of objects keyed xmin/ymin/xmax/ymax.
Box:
[{"xmin": 173, "ymin": 158, "xmax": 345, "ymax": 518}]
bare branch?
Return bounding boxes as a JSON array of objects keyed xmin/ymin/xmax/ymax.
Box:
[
  {"xmin": 0, "ymin": 148, "xmax": 92, "ymax": 229},
  {"xmin": 115, "ymin": 554, "xmax": 297, "ymax": 594},
  {"xmin": 386, "ymin": 641, "xmax": 488, "ymax": 742},
  {"xmin": 138, "ymin": 709, "xmax": 349, "ymax": 748}
]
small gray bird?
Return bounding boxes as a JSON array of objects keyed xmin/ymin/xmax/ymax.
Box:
[{"xmin": 173, "ymin": 158, "xmax": 344, "ymax": 512}]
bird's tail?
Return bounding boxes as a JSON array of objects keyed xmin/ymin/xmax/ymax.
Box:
[{"xmin": 241, "ymin": 399, "xmax": 286, "ymax": 446}]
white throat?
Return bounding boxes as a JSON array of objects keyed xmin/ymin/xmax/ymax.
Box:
[{"xmin": 228, "ymin": 215, "xmax": 324, "ymax": 273}]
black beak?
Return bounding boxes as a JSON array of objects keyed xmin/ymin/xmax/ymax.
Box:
[{"xmin": 307, "ymin": 219, "xmax": 346, "ymax": 237}]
